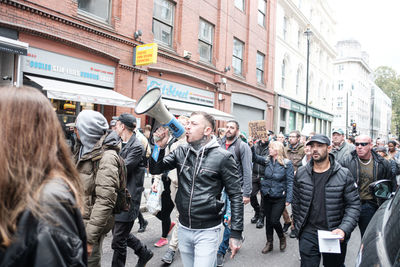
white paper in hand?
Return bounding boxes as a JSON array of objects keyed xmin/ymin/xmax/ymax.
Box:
[{"xmin": 317, "ymin": 230, "xmax": 341, "ymax": 254}]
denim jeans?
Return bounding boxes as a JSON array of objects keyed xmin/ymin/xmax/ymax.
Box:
[
  {"xmin": 178, "ymin": 224, "xmax": 221, "ymax": 267},
  {"xmin": 217, "ymin": 224, "xmax": 231, "ymax": 255},
  {"xmin": 358, "ymin": 201, "xmax": 378, "ymax": 237}
]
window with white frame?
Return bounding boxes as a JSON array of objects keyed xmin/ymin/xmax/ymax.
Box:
[
  {"xmin": 258, "ymin": 0, "xmax": 267, "ymax": 26},
  {"xmin": 235, "ymin": 0, "xmax": 245, "ymax": 11},
  {"xmin": 256, "ymin": 52, "xmax": 265, "ymax": 84},
  {"xmin": 232, "ymin": 38, "xmax": 244, "ymax": 75},
  {"xmin": 78, "ymin": 0, "xmax": 111, "ymax": 23},
  {"xmin": 153, "ymin": 0, "xmax": 175, "ymax": 47},
  {"xmin": 281, "ymin": 59, "xmax": 286, "ymax": 90},
  {"xmin": 198, "ymin": 19, "xmax": 214, "ymax": 63},
  {"xmin": 338, "ymin": 80, "xmax": 343, "ymax": 91},
  {"xmin": 283, "ymin": 16, "xmax": 288, "ymax": 40}
]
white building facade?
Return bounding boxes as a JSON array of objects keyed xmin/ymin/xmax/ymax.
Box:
[
  {"xmin": 333, "ymin": 40, "xmax": 392, "ymax": 140},
  {"xmin": 274, "ymin": 0, "xmax": 336, "ymax": 135}
]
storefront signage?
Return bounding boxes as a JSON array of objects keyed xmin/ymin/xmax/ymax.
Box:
[
  {"xmin": 134, "ymin": 43, "xmax": 158, "ymax": 66},
  {"xmin": 279, "ymin": 96, "xmax": 291, "ymax": 109},
  {"xmin": 279, "ymin": 95, "xmax": 333, "ymax": 121},
  {"xmin": 147, "ymin": 77, "xmax": 215, "ymax": 106},
  {"xmin": 21, "ymin": 47, "xmax": 115, "ymax": 88},
  {"xmin": 248, "ymin": 120, "xmax": 268, "ymax": 140}
]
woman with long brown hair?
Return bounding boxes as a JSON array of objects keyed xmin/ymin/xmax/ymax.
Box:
[
  {"xmin": 0, "ymin": 85, "xmax": 87, "ymax": 266},
  {"xmin": 251, "ymin": 140, "xmax": 294, "ymax": 254}
]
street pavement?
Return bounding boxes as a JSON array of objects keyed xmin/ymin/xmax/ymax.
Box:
[{"xmin": 101, "ymin": 176, "xmax": 361, "ymax": 267}]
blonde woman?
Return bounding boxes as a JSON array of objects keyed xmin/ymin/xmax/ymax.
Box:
[{"xmin": 251, "ymin": 141, "xmax": 294, "ymax": 254}]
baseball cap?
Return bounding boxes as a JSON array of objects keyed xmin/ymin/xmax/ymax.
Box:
[
  {"xmin": 112, "ymin": 113, "xmax": 137, "ymax": 128},
  {"xmin": 306, "ymin": 134, "xmax": 331, "ymax": 146},
  {"xmin": 332, "ymin": 128, "xmax": 345, "ymax": 135}
]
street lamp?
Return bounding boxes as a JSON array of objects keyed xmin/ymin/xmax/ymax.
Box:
[{"xmin": 304, "ymin": 27, "xmax": 312, "ymax": 124}]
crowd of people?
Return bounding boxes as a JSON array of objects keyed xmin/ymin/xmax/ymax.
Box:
[{"xmin": 1, "ymin": 85, "xmax": 399, "ymax": 267}]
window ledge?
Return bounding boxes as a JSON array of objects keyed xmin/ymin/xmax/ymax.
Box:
[
  {"xmin": 233, "ymin": 73, "xmax": 246, "ymax": 80},
  {"xmin": 157, "ymin": 44, "xmax": 178, "ymax": 55},
  {"xmin": 77, "ymin": 10, "xmax": 114, "ymax": 31},
  {"xmin": 197, "ymin": 60, "xmax": 216, "ymax": 69}
]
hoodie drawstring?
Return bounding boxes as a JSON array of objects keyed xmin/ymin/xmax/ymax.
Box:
[
  {"xmin": 195, "ymin": 146, "xmax": 206, "ymax": 176},
  {"xmin": 179, "ymin": 147, "xmax": 191, "ymax": 175}
]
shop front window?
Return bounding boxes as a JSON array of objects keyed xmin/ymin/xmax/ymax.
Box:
[{"xmin": 51, "ymin": 99, "xmax": 97, "ymax": 124}]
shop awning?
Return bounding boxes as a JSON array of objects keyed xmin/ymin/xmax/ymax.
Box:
[
  {"xmin": 162, "ymin": 99, "xmax": 234, "ymax": 121},
  {"xmin": 26, "ymin": 75, "xmax": 136, "ymax": 108},
  {"xmin": 0, "ymin": 36, "xmax": 28, "ymax": 55}
]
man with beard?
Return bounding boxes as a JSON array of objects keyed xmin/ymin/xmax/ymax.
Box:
[
  {"xmin": 250, "ymin": 136, "xmax": 269, "ymax": 228},
  {"xmin": 331, "ymin": 129, "xmax": 354, "ymax": 165},
  {"xmin": 150, "ymin": 112, "xmax": 243, "ymax": 267},
  {"xmin": 217, "ymin": 120, "xmax": 252, "ymax": 266},
  {"xmin": 292, "ymin": 134, "xmax": 360, "ymax": 267}
]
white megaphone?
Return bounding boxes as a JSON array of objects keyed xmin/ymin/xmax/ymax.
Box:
[{"xmin": 135, "ymin": 87, "xmax": 185, "ymax": 138}]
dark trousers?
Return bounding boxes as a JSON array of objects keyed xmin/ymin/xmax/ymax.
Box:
[
  {"xmin": 358, "ymin": 201, "xmax": 378, "ymax": 237},
  {"xmin": 263, "ymin": 195, "xmax": 285, "ymax": 240},
  {"xmin": 111, "ymin": 221, "xmax": 144, "ymax": 267},
  {"xmin": 156, "ymin": 178, "xmax": 174, "ymax": 238},
  {"xmin": 137, "ymin": 211, "xmax": 145, "ymax": 226},
  {"xmin": 299, "ymin": 230, "xmax": 347, "ymax": 267},
  {"xmin": 250, "ymin": 178, "xmax": 264, "ymax": 218}
]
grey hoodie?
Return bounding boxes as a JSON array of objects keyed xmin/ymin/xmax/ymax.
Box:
[{"xmin": 75, "ymin": 110, "xmax": 109, "ymax": 157}]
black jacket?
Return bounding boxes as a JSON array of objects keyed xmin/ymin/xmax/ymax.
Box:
[
  {"xmin": 252, "ymin": 141, "xmax": 269, "ymax": 180},
  {"xmin": 341, "ymin": 149, "xmax": 395, "ymax": 191},
  {"xmin": 0, "ymin": 178, "xmax": 87, "ymax": 267},
  {"xmin": 115, "ymin": 133, "xmax": 145, "ymax": 222},
  {"xmin": 150, "ymin": 137, "xmax": 243, "ymax": 239},
  {"xmin": 292, "ymin": 155, "xmax": 360, "ymax": 238}
]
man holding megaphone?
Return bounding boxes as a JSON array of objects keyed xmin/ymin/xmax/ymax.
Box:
[{"xmin": 149, "ymin": 111, "xmax": 244, "ymax": 267}]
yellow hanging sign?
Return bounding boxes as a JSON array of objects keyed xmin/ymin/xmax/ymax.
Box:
[{"xmin": 134, "ymin": 43, "xmax": 158, "ymax": 66}]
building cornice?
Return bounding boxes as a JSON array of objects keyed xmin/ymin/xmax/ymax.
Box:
[
  {"xmin": 0, "ymin": 0, "xmax": 137, "ymax": 46},
  {"xmin": 334, "ymin": 57, "xmax": 372, "ymax": 73},
  {"xmin": 0, "ymin": 20, "xmax": 121, "ymax": 63}
]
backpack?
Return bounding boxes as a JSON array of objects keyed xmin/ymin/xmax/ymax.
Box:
[
  {"xmin": 92, "ymin": 150, "xmax": 131, "ymax": 214},
  {"xmin": 234, "ymin": 138, "xmax": 242, "ymax": 164}
]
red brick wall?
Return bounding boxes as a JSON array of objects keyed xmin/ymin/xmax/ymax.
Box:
[{"xmin": 1, "ymin": 0, "xmax": 276, "ymax": 130}]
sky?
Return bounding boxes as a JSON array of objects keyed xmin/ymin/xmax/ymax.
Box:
[{"xmin": 329, "ymin": 0, "xmax": 400, "ymax": 74}]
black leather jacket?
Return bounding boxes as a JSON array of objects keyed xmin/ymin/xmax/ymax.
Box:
[
  {"xmin": 150, "ymin": 137, "xmax": 243, "ymax": 239},
  {"xmin": 292, "ymin": 155, "xmax": 360, "ymax": 238},
  {"xmin": 0, "ymin": 178, "xmax": 87, "ymax": 267}
]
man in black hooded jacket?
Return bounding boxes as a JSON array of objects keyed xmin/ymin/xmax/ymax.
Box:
[{"xmin": 293, "ymin": 134, "xmax": 360, "ymax": 267}]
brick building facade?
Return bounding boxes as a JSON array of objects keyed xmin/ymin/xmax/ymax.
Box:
[{"xmin": 0, "ymin": 0, "xmax": 276, "ymax": 132}]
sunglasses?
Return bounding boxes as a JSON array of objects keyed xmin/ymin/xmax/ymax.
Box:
[{"xmin": 355, "ymin": 142, "xmax": 370, "ymax": 147}]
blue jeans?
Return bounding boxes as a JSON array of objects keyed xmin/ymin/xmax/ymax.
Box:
[
  {"xmin": 178, "ymin": 224, "xmax": 221, "ymax": 267},
  {"xmin": 217, "ymin": 224, "xmax": 231, "ymax": 255},
  {"xmin": 358, "ymin": 201, "xmax": 378, "ymax": 237}
]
